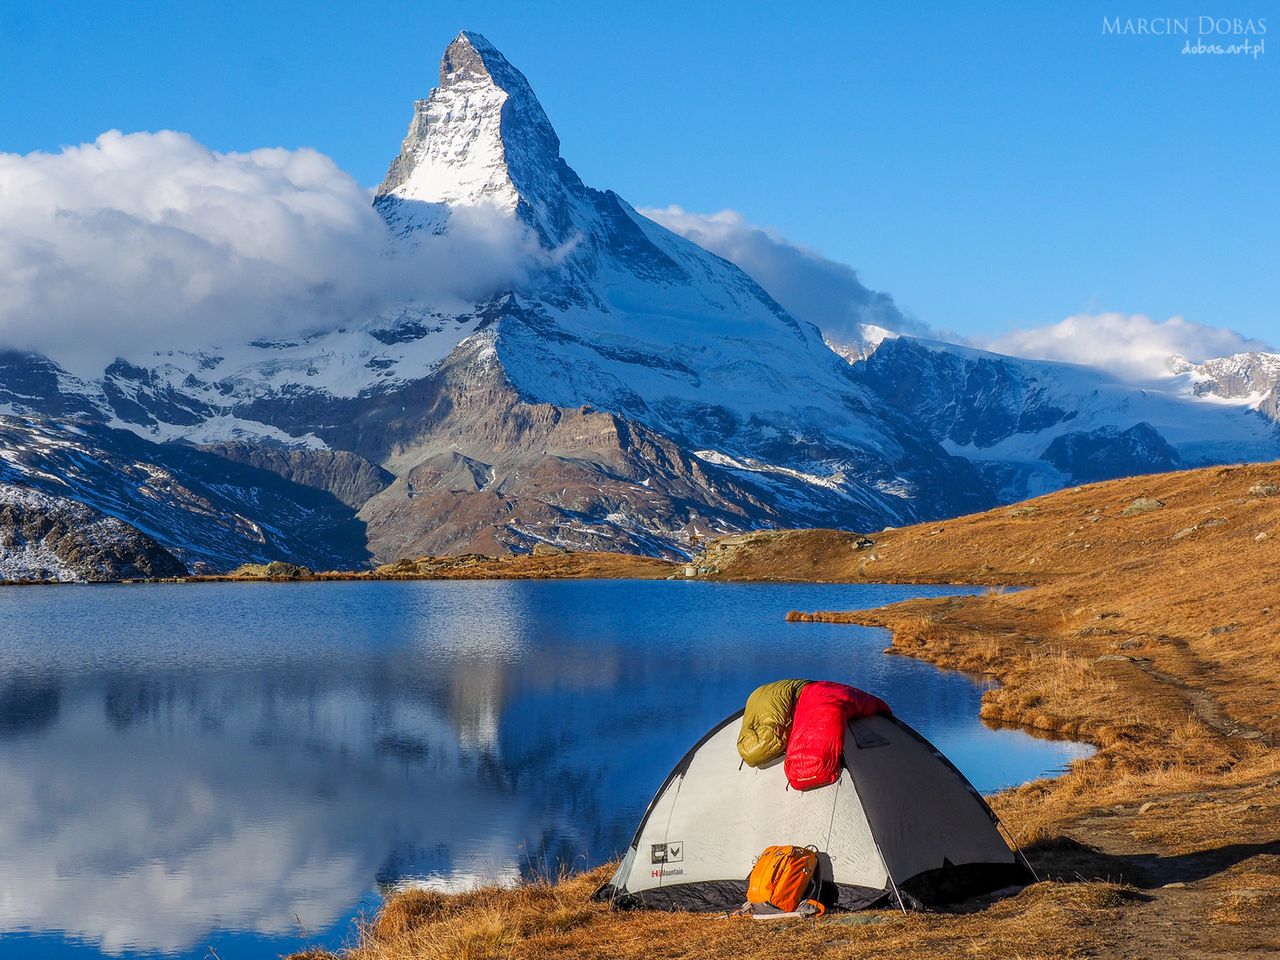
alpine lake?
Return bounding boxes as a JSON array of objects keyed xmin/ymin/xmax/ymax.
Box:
[{"xmin": 0, "ymin": 579, "xmax": 1090, "ymax": 959}]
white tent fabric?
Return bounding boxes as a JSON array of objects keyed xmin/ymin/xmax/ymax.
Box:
[{"xmin": 598, "ymin": 711, "xmax": 1030, "ymax": 912}]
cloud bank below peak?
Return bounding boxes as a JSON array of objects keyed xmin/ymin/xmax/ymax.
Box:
[
  {"xmin": 639, "ymin": 205, "xmax": 929, "ymax": 343},
  {"xmin": 0, "ymin": 130, "xmax": 548, "ymax": 374},
  {"xmin": 981, "ymin": 312, "xmax": 1276, "ymax": 380}
]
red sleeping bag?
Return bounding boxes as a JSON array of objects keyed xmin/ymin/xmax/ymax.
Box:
[{"xmin": 784, "ymin": 681, "xmax": 891, "ymax": 791}]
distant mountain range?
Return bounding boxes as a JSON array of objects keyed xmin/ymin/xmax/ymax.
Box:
[
  {"xmin": 1, "ymin": 31, "xmax": 1277, "ymax": 579},
  {"xmin": 845, "ymin": 335, "xmax": 1280, "ymax": 500}
]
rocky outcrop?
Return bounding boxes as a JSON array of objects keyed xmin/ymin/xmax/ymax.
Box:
[
  {"xmin": 200, "ymin": 443, "xmax": 393, "ymax": 509},
  {"xmin": 1120, "ymin": 496, "xmax": 1165, "ymax": 516},
  {"xmin": 356, "ymin": 350, "xmax": 782, "ymax": 559},
  {"xmin": 1179, "ymin": 352, "xmax": 1280, "ymax": 400},
  {"xmin": 1042, "ymin": 423, "xmax": 1181, "ymax": 484},
  {"xmin": 228, "ymin": 560, "xmax": 315, "ymax": 579},
  {"xmin": 0, "ymin": 484, "xmax": 186, "ymax": 581},
  {"xmin": 1173, "ymin": 352, "xmax": 1280, "ymax": 425}
]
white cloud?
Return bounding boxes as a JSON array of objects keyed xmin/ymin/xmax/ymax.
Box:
[
  {"xmin": 638, "ymin": 207, "xmax": 1273, "ymax": 380},
  {"xmin": 640, "ymin": 206, "xmax": 927, "ymax": 343},
  {"xmin": 982, "ymin": 312, "xmax": 1275, "ymax": 379},
  {"xmin": 0, "ymin": 131, "xmax": 546, "ymax": 374}
]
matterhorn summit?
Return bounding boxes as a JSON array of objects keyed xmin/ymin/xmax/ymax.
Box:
[
  {"xmin": 375, "ymin": 32, "xmax": 565, "ymax": 237},
  {"xmin": 348, "ymin": 32, "xmax": 994, "ymax": 555}
]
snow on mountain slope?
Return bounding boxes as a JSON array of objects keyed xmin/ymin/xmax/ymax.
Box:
[
  {"xmin": 825, "ymin": 324, "xmax": 900, "ymax": 364},
  {"xmin": 0, "ymin": 416, "xmax": 373, "ymax": 571},
  {"xmin": 365, "ymin": 34, "xmax": 978, "ymax": 513},
  {"xmin": 1173, "ymin": 352, "xmax": 1280, "ymax": 423},
  {"xmin": 851, "ymin": 337, "xmax": 1280, "ymax": 498},
  {"xmin": 377, "ymin": 31, "xmax": 543, "ymax": 231},
  {"xmin": 80, "ymin": 300, "xmax": 492, "ymax": 443}
]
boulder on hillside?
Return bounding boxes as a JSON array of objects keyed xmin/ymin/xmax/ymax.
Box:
[
  {"xmin": 230, "ymin": 561, "xmax": 314, "ymax": 580},
  {"xmin": 1122, "ymin": 497, "xmax": 1165, "ymax": 516},
  {"xmin": 531, "ymin": 543, "xmax": 569, "ymax": 557}
]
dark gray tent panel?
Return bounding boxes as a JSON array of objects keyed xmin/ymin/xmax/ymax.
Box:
[
  {"xmin": 840, "ymin": 714, "xmax": 1026, "ymax": 904},
  {"xmin": 595, "ymin": 710, "xmax": 1032, "ymax": 911}
]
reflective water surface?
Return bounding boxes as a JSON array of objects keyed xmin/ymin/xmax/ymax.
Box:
[{"xmin": 0, "ymin": 580, "xmax": 1089, "ymax": 958}]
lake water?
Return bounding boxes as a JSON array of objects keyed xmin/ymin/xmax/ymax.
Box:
[{"xmin": 0, "ymin": 580, "xmax": 1089, "ymax": 959}]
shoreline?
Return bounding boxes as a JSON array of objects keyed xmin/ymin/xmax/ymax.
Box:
[{"xmin": 289, "ymin": 460, "xmax": 1280, "ymax": 958}]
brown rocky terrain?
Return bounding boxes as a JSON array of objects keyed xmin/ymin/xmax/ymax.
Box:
[
  {"xmin": 294, "ymin": 459, "xmax": 1280, "ymax": 959},
  {"xmin": 352, "ymin": 342, "xmax": 788, "ymax": 560}
]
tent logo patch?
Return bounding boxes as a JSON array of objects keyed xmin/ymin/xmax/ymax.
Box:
[{"xmin": 650, "ymin": 841, "xmax": 683, "ymax": 864}]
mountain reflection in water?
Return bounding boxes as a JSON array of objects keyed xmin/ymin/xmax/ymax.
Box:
[{"xmin": 0, "ymin": 580, "xmax": 1090, "ymax": 959}]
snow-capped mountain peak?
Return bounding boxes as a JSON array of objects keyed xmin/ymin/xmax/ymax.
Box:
[
  {"xmin": 1183, "ymin": 351, "xmax": 1280, "ymax": 399},
  {"xmin": 825, "ymin": 323, "xmax": 900, "ymax": 364},
  {"xmin": 375, "ymin": 31, "xmax": 563, "ymax": 236}
]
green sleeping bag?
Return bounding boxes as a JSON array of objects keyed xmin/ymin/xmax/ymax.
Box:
[{"xmin": 736, "ymin": 678, "xmax": 808, "ymax": 766}]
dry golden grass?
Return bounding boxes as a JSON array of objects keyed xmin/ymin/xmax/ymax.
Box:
[
  {"xmin": 305, "ymin": 867, "xmax": 1145, "ymax": 960},
  {"xmin": 349, "ymin": 876, "xmax": 599, "ymax": 960},
  {"xmin": 292, "ymin": 461, "xmax": 1280, "ymax": 959}
]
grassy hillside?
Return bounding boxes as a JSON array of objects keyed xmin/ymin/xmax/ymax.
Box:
[{"xmin": 295, "ymin": 461, "xmax": 1280, "ymax": 959}]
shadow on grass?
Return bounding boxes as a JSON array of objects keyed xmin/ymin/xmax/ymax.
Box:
[{"xmin": 1026, "ymin": 835, "xmax": 1280, "ymax": 889}]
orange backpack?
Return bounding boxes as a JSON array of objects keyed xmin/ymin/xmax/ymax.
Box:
[{"xmin": 745, "ymin": 845, "xmax": 820, "ymax": 913}]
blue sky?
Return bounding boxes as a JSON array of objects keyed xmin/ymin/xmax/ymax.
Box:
[{"xmin": 1, "ymin": 1, "xmax": 1276, "ymax": 343}]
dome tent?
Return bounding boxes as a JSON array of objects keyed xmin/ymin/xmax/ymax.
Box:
[{"xmin": 594, "ymin": 710, "xmax": 1034, "ymax": 912}]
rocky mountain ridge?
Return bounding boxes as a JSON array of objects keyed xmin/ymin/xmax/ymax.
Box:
[
  {"xmin": 1172, "ymin": 351, "xmax": 1280, "ymax": 422},
  {"xmin": 849, "ymin": 337, "xmax": 1280, "ymax": 499},
  {"xmin": 0, "ymin": 416, "xmax": 371, "ymax": 571}
]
